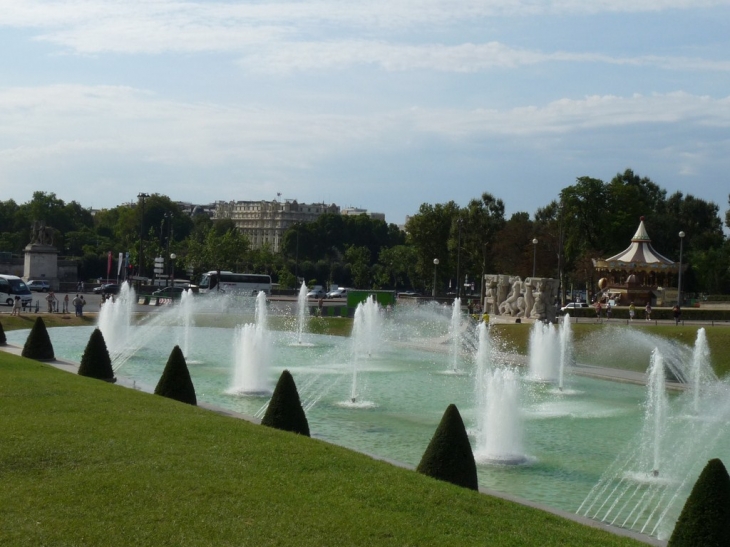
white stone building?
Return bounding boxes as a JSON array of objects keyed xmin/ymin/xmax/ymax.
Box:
[{"xmin": 214, "ymin": 199, "xmax": 340, "ymax": 252}]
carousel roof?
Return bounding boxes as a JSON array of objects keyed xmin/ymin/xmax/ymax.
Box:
[{"xmin": 594, "ymin": 217, "xmax": 678, "ymax": 272}]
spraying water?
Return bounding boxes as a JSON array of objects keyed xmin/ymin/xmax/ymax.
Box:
[
  {"xmin": 296, "ymin": 281, "xmax": 308, "ymax": 344},
  {"xmin": 558, "ymin": 314, "xmax": 573, "ymax": 390},
  {"xmin": 230, "ymin": 291, "xmax": 271, "ymax": 395},
  {"xmin": 449, "ymin": 297, "xmax": 462, "ymax": 372},
  {"xmin": 348, "ymin": 296, "xmax": 382, "ymax": 403},
  {"xmin": 691, "ymin": 328, "xmax": 711, "ymax": 413},
  {"xmin": 179, "ymin": 288, "xmax": 195, "ymax": 359},
  {"xmin": 97, "ymin": 283, "xmax": 136, "ymax": 359},
  {"xmin": 645, "ymin": 349, "xmax": 668, "ymax": 476},
  {"xmin": 528, "ymin": 321, "xmax": 560, "ymax": 382}
]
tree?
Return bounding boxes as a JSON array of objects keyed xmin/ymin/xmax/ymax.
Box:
[
  {"xmin": 416, "ymin": 404, "xmax": 478, "ymax": 490},
  {"xmin": 154, "ymin": 345, "xmax": 197, "ymax": 405},
  {"xmin": 78, "ymin": 329, "xmax": 116, "ymax": 382},
  {"xmin": 406, "ymin": 201, "xmax": 460, "ymax": 294},
  {"xmin": 378, "ymin": 245, "xmax": 419, "ymax": 290},
  {"xmin": 344, "ymin": 245, "xmax": 371, "ymax": 288},
  {"xmin": 261, "ymin": 370, "xmax": 310, "ymax": 436},
  {"xmin": 21, "ymin": 317, "xmax": 55, "ymax": 361},
  {"xmin": 669, "ymin": 458, "xmax": 730, "ymax": 546}
]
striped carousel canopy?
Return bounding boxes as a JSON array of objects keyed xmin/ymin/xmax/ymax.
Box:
[{"xmin": 594, "ymin": 217, "xmax": 678, "ymax": 272}]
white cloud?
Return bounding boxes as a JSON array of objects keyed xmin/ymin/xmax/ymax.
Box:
[
  {"xmin": 237, "ymin": 41, "xmax": 730, "ymax": 73},
  {"xmin": 0, "ymin": 85, "xmax": 728, "ymax": 170},
  {"xmin": 2, "ymin": 0, "xmax": 729, "ymax": 54}
]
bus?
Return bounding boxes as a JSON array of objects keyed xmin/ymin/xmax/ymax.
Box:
[
  {"xmin": 195, "ymin": 271, "xmax": 272, "ymax": 296},
  {"xmin": 0, "ymin": 274, "xmax": 33, "ymax": 307}
]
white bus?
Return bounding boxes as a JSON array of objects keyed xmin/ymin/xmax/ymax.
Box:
[
  {"xmin": 195, "ymin": 271, "xmax": 272, "ymax": 296},
  {"xmin": 0, "ymin": 275, "xmax": 33, "ymax": 307}
]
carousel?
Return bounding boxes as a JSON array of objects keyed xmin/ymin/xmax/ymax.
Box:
[{"xmin": 592, "ymin": 217, "xmax": 683, "ymax": 306}]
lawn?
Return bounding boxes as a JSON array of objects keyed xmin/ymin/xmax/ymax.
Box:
[{"xmin": 0, "ymin": 351, "xmax": 645, "ymax": 547}]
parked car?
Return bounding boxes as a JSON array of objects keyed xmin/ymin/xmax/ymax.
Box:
[
  {"xmin": 26, "ymin": 280, "xmax": 51, "ymax": 292},
  {"xmin": 152, "ymin": 286, "xmax": 186, "ymax": 298},
  {"xmin": 326, "ymin": 287, "xmax": 347, "ymax": 298},
  {"xmin": 560, "ymin": 302, "xmax": 589, "ymax": 313},
  {"xmin": 94, "ymin": 283, "xmax": 120, "ymax": 295},
  {"xmin": 306, "ymin": 287, "xmax": 326, "ymax": 299}
]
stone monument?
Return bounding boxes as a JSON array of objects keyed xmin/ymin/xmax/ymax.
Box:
[
  {"xmin": 484, "ymin": 274, "xmax": 559, "ymax": 322},
  {"xmin": 24, "ymin": 221, "xmax": 59, "ymax": 290}
]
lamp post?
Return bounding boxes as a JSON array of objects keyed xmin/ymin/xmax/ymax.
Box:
[
  {"xmin": 456, "ymin": 218, "xmax": 463, "ymax": 298},
  {"xmin": 432, "ymin": 258, "xmax": 439, "ymax": 298},
  {"xmin": 170, "ymin": 253, "xmax": 176, "ymax": 289},
  {"xmin": 678, "ymin": 231, "xmax": 685, "ymax": 306},
  {"xmin": 532, "ymin": 238, "xmax": 538, "ymax": 278},
  {"xmin": 137, "ymin": 193, "xmax": 149, "ymax": 279}
]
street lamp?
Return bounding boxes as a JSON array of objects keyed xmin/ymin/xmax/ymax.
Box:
[
  {"xmin": 432, "ymin": 258, "xmax": 439, "ymax": 298},
  {"xmin": 532, "ymin": 238, "xmax": 538, "ymax": 278},
  {"xmin": 456, "ymin": 218, "xmax": 463, "ymax": 298},
  {"xmin": 170, "ymin": 253, "xmax": 176, "ymax": 289},
  {"xmin": 678, "ymin": 231, "xmax": 686, "ymax": 306},
  {"xmin": 137, "ymin": 193, "xmax": 149, "ymax": 279}
]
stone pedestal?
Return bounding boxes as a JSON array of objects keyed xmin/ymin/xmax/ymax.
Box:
[{"xmin": 24, "ymin": 244, "xmax": 59, "ymax": 290}]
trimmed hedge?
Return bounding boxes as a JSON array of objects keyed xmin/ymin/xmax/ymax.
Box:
[
  {"xmin": 416, "ymin": 403, "xmax": 479, "ymax": 491},
  {"xmin": 567, "ymin": 307, "xmax": 730, "ymax": 322},
  {"xmin": 154, "ymin": 345, "xmax": 197, "ymax": 405},
  {"xmin": 261, "ymin": 370, "xmax": 310, "ymax": 436},
  {"xmin": 78, "ymin": 329, "xmax": 116, "ymax": 383},
  {"xmin": 0, "ymin": 320, "xmax": 6, "ymax": 346},
  {"xmin": 21, "ymin": 317, "xmax": 54, "ymax": 361},
  {"xmin": 668, "ymin": 458, "xmax": 730, "ymax": 546}
]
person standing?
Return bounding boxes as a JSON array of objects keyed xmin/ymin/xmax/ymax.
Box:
[
  {"xmin": 11, "ymin": 296, "xmax": 21, "ymax": 316},
  {"xmin": 62, "ymin": 294, "xmax": 69, "ymax": 314},
  {"xmin": 72, "ymin": 294, "xmax": 81, "ymax": 317},
  {"xmin": 629, "ymin": 302, "xmax": 636, "ymax": 321},
  {"xmin": 80, "ymin": 295, "xmax": 86, "ymax": 317},
  {"xmin": 673, "ymin": 304, "xmax": 681, "ymax": 325},
  {"xmin": 46, "ymin": 291, "xmax": 56, "ymax": 313},
  {"xmin": 645, "ymin": 302, "xmax": 652, "ymax": 321},
  {"xmin": 595, "ymin": 300, "xmax": 603, "ymax": 319}
]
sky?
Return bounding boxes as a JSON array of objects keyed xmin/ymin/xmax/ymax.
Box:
[{"xmin": 1, "ymin": 0, "xmax": 729, "ymax": 227}]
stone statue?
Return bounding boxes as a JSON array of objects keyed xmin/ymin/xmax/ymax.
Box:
[
  {"xmin": 482, "ymin": 273, "xmax": 559, "ymax": 322},
  {"xmin": 30, "ymin": 220, "xmax": 54, "ymax": 246}
]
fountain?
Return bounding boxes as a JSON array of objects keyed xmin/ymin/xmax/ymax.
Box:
[
  {"xmin": 527, "ymin": 320, "xmax": 560, "ymax": 382},
  {"xmin": 97, "ymin": 282, "xmax": 136, "ymax": 359},
  {"xmin": 9, "ymin": 299, "xmax": 730, "ymax": 542},
  {"xmin": 179, "ymin": 288, "xmax": 195, "ymax": 359},
  {"xmin": 691, "ymin": 328, "xmax": 712, "ymax": 413},
  {"xmin": 346, "ymin": 295, "xmax": 382, "ymax": 405},
  {"xmin": 558, "ymin": 314, "xmax": 572, "ymax": 391},
  {"xmin": 229, "ymin": 291, "xmax": 272, "ymax": 395},
  {"xmin": 448, "ymin": 297, "xmax": 462, "ymax": 373},
  {"xmin": 296, "ymin": 282, "xmax": 308, "ymax": 345},
  {"xmin": 473, "ymin": 321, "xmax": 526, "ymax": 464}
]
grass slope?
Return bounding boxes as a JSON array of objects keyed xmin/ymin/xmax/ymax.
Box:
[{"xmin": 0, "ymin": 352, "xmax": 641, "ymax": 547}]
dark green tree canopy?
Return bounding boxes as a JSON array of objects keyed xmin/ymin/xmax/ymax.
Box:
[
  {"xmin": 261, "ymin": 370, "xmax": 310, "ymax": 436},
  {"xmin": 21, "ymin": 317, "xmax": 55, "ymax": 361},
  {"xmin": 78, "ymin": 329, "xmax": 116, "ymax": 383},
  {"xmin": 154, "ymin": 345, "xmax": 197, "ymax": 405},
  {"xmin": 669, "ymin": 458, "xmax": 730, "ymax": 546},
  {"xmin": 416, "ymin": 403, "xmax": 478, "ymax": 491}
]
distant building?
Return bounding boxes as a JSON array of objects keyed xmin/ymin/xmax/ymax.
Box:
[
  {"xmin": 214, "ymin": 199, "xmax": 340, "ymax": 252},
  {"xmin": 341, "ymin": 207, "xmax": 386, "ymax": 222}
]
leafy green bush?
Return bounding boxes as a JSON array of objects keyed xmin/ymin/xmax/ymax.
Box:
[
  {"xmin": 21, "ymin": 317, "xmax": 54, "ymax": 361},
  {"xmin": 416, "ymin": 403, "xmax": 478, "ymax": 491},
  {"xmin": 77, "ymin": 328, "xmax": 116, "ymax": 383},
  {"xmin": 261, "ymin": 369, "xmax": 310, "ymax": 436},
  {"xmin": 0, "ymin": 320, "xmax": 6, "ymax": 346},
  {"xmin": 669, "ymin": 458, "xmax": 730, "ymax": 546},
  {"xmin": 154, "ymin": 346, "xmax": 196, "ymax": 405}
]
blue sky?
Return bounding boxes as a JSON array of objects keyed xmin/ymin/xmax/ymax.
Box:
[{"xmin": 1, "ymin": 0, "xmax": 729, "ymax": 226}]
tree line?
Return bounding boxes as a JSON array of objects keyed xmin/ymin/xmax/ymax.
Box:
[{"xmin": 1, "ymin": 169, "xmax": 728, "ymax": 298}]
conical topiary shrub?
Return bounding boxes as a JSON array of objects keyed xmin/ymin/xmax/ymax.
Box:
[
  {"xmin": 154, "ymin": 345, "xmax": 196, "ymax": 405},
  {"xmin": 668, "ymin": 458, "xmax": 730, "ymax": 546},
  {"xmin": 0, "ymin": 320, "xmax": 6, "ymax": 346},
  {"xmin": 416, "ymin": 403, "xmax": 478, "ymax": 490},
  {"xmin": 261, "ymin": 369, "xmax": 310, "ymax": 436},
  {"xmin": 21, "ymin": 316, "xmax": 54, "ymax": 361},
  {"xmin": 78, "ymin": 328, "xmax": 116, "ymax": 383}
]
